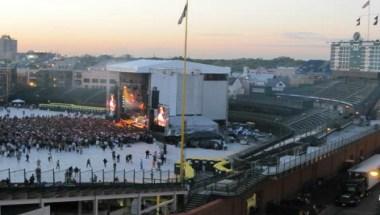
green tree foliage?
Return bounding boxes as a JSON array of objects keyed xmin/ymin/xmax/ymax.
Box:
[{"xmin": 170, "ymin": 56, "xmax": 304, "ymax": 72}]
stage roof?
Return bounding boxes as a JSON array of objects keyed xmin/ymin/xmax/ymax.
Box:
[{"xmin": 106, "ymin": 59, "xmax": 230, "ymax": 75}]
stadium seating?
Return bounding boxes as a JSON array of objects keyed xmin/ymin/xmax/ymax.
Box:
[
  {"xmin": 285, "ymin": 79, "xmax": 379, "ymax": 106},
  {"xmin": 287, "ymin": 109, "xmax": 340, "ymax": 133}
]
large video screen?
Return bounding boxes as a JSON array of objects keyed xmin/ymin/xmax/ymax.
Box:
[
  {"xmin": 154, "ymin": 105, "xmax": 169, "ymax": 127},
  {"xmin": 107, "ymin": 93, "xmax": 116, "ymax": 117},
  {"xmin": 121, "ymin": 86, "xmax": 145, "ymax": 112}
]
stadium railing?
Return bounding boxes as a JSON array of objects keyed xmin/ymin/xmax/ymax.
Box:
[{"xmin": 0, "ymin": 168, "xmax": 180, "ymax": 188}]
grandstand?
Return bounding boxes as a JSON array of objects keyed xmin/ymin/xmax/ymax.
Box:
[
  {"xmin": 166, "ymin": 79, "xmax": 380, "ymax": 213},
  {"xmin": 286, "ymin": 108, "xmax": 340, "ymax": 132},
  {"xmin": 12, "ymin": 87, "xmax": 106, "ymax": 107},
  {"xmin": 230, "ymin": 94, "xmax": 313, "ymax": 119},
  {"xmin": 286, "ymin": 78, "xmax": 379, "ymax": 106},
  {"xmin": 285, "ymin": 80, "xmax": 340, "ymax": 96},
  {"xmin": 230, "ymin": 78, "xmax": 380, "ymax": 138},
  {"xmin": 229, "ymin": 95, "xmax": 342, "ymax": 134},
  {"xmin": 277, "ymin": 78, "xmax": 380, "ymax": 132}
]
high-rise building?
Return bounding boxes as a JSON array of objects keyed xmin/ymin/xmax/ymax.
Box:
[
  {"xmin": 0, "ymin": 63, "xmax": 13, "ymax": 103},
  {"xmin": 0, "ymin": 35, "xmax": 17, "ymax": 61},
  {"xmin": 330, "ymin": 32, "xmax": 380, "ymax": 79},
  {"xmin": 0, "ymin": 60, "xmax": 17, "ymax": 103}
]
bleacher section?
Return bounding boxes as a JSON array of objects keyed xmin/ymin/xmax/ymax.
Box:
[
  {"xmin": 277, "ymin": 78, "xmax": 380, "ymax": 133},
  {"xmin": 13, "ymin": 87, "xmax": 106, "ymax": 107},
  {"xmin": 316, "ymin": 80, "xmax": 376, "ymax": 105},
  {"xmin": 284, "ymin": 108, "xmax": 327, "ymax": 125},
  {"xmin": 286, "ymin": 80, "xmax": 340, "ymax": 96},
  {"xmin": 230, "ymin": 94, "xmax": 313, "ymax": 117},
  {"xmin": 286, "ymin": 108, "xmax": 340, "ymax": 132},
  {"xmin": 285, "ymin": 79, "xmax": 379, "ymax": 106},
  {"xmin": 230, "ymin": 78, "xmax": 380, "ymax": 135}
]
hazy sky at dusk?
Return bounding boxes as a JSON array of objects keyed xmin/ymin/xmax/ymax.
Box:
[{"xmin": 1, "ymin": 0, "xmax": 379, "ymax": 59}]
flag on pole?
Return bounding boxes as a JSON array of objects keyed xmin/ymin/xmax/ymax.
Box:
[
  {"xmin": 357, "ymin": 18, "xmax": 361, "ymax": 26},
  {"xmin": 178, "ymin": 3, "xmax": 188, "ymax": 25},
  {"xmin": 362, "ymin": 0, "xmax": 370, "ymax": 9},
  {"xmin": 374, "ymin": 16, "xmax": 379, "ymax": 25}
]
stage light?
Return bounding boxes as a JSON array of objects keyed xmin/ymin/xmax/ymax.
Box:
[
  {"xmin": 370, "ymin": 171, "xmax": 379, "ymax": 177},
  {"xmin": 29, "ymin": 82, "xmax": 36, "ymax": 87}
]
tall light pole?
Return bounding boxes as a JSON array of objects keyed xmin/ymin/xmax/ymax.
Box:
[{"xmin": 179, "ymin": 0, "xmax": 189, "ymax": 183}]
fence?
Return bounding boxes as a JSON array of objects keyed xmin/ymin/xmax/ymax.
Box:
[
  {"xmin": 203, "ymin": 125, "xmax": 379, "ymax": 195},
  {"xmin": 0, "ymin": 168, "xmax": 179, "ymax": 187},
  {"xmin": 264, "ymin": 125, "xmax": 377, "ymax": 175},
  {"xmin": 258, "ymin": 126, "xmax": 324, "ymax": 156}
]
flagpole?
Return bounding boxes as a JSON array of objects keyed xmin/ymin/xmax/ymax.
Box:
[{"xmin": 180, "ymin": 0, "xmax": 189, "ymax": 183}]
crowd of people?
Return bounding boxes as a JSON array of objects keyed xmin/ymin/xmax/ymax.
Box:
[
  {"xmin": 0, "ymin": 107, "xmax": 173, "ymax": 185},
  {"xmin": 0, "ymin": 114, "xmax": 153, "ymax": 155}
]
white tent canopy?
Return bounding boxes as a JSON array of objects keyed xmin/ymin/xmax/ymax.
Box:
[
  {"xmin": 167, "ymin": 116, "xmax": 219, "ymax": 136},
  {"xmin": 11, "ymin": 99, "xmax": 25, "ymax": 104}
]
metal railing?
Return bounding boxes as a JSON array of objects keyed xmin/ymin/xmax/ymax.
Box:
[
  {"xmin": 203, "ymin": 125, "xmax": 379, "ymax": 196},
  {"xmin": 257, "ymin": 126, "xmax": 324, "ymax": 156},
  {"xmin": 0, "ymin": 168, "xmax": 179, "ymax": 187},
  {"xmin": 204, "ymin": 168, "xmax": 267, "ymax": 196},
  {"xmin": 264, "ymin": 125, "xmax": 377, "ymax": 175}
]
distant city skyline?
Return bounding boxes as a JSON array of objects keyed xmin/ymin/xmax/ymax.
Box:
[{"xmin": 1, "ymin": 0, "xmax": 380, "ymax": 60}]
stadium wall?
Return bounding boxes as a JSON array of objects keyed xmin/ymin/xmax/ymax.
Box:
[
  {"xmin": 180, "ymin": 129, "xmax": 380, "ymax": 215},
  {"xmin": 202, "ymin": 80, "xmax": 228, "ymax": 121},
  {"xmin": 332, "ymin": 70, "xmax": 380, "ymax": 80},
  {"xmin": 176, "ymin": 198, "xmax": 245, "ymax": 215}
]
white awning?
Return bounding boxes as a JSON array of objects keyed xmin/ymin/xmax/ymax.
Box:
[{"xmin": 11, "ymin": 99, "xmax": 25, "ymax": 103}]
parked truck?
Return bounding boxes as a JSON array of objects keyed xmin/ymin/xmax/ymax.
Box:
[{"xmin": 336, "ymin": 154, "xmax": 380, "ymax": 207}]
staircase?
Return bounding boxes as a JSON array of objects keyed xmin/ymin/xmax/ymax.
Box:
[
  {"xmin": 185, "ymin": 193, "xmax": 209, "ymax": 212},
  {"xmin": 235, "ymin": 172, "xmax": 267, "ymax": 194}
]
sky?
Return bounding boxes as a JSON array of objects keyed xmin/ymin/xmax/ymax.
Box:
[{"xmin": 1, "ymin": 0, "xmax": 379, "ymax": 60}]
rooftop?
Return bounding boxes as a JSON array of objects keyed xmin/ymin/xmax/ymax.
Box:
[
  {"xmin": 0, "ymin": 35, "xmax": 15, "ymax": 40},
  {"xmin": 106, "ymin": 59, "xmax": 231, "ymax": 75}
]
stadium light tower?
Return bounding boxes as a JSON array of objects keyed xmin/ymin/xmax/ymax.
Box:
[{"xmin": 179, "ymin": 0, "xmax": 189, "ymax": 183}]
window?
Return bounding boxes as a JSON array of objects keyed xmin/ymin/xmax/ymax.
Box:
[
  {"xmin": 204, "ymin": 74, "xmax": 227, "ymax": 81},
  {"xmin": 83, "ymin": 78, "xmax": 90, "ymax": 83},
  {"xmin": 92, "ymin": 79, "xmax": 99, "ymax": 83},
  {"xmin": 100, "ymin": 79, "xmax": 107, "ymax": 83},
  {"xmin": 109, "ymin": 79, "xmax": 117, "ymax": 84}
]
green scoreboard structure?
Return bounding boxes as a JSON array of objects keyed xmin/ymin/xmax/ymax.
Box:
[{"xmin": 331, "ymin": 32, "xmax": 380, "ymax": 79}]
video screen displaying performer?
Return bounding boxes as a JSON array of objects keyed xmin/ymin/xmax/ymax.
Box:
[
  {"xmin": 121, "ymin": 86, "xmax": 145, "ymax": 113},
  {"xmin": 154, "ymin": 105, "xmax": 169, "ymax": 127},
  {"xmin": 107, "ymin": 94, "xmax": 116, "ymax": 117}
]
